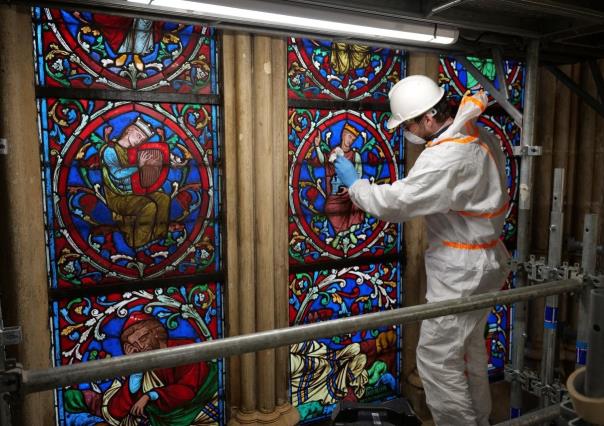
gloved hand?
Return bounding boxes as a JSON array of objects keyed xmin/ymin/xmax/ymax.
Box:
[{"xmin": 334, "ymin": 156, "xmax": 358, "ymax": 188}]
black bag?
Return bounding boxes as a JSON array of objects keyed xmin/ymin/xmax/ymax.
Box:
[{"xmin": 331, "ymin": 398, "xmax": 421, "ymax": 426}]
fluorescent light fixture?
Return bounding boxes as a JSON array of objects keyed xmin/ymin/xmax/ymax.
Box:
[{"xmin": 130, "ymin": 0, "xmax": 458, "ymax": 45}]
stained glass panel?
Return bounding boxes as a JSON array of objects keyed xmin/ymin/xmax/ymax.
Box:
[
  {"xmin": 33, "ymin": 7, "xmax": 218, "ymax": 93},
  {"xmin": 39, "ymin": 98, "xmax": 221, "ymax": 288},
  {"xmin": 288, "ymin": 37, "xmax": 405, "ymax": 424},
  {"xmin": 440, "ymin": 56, "xmax": 525, "ymax": 379},
  {"xmin": 439, "ymin": 56, "xmax": 525, "ymax": 110},
  {"xmin": 52, "ymin": 282, "xmax": 223, "ymax": 425},
  {"xmin": 289, "ymin": 263, "xmax": 401, "ymax": 422},
  {"xmin": 288, "ymin": 38, "xmax": 405, "ymax": 101},
  {"xmin": 288, "ymin": 108, "xmax": 404, "ymax": 265}
]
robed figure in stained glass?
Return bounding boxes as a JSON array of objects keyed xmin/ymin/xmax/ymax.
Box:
[
  {"xmin": 329, "ymin": 43, "xmax": 371, "ymax": 75},
  {"xmin": 103, "ymin": 312, "xmax": 217, "ymax": 425},
  {"xmin": 312, "ymin": 122, "xmax": 364, "ymax": 235},
  {"xmin": 101, "ymin": 117, "xmax": 171, "ymax": 250}
]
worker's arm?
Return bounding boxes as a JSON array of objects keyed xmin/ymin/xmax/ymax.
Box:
[{"xmin": 347, "ymin": 149, "xmax": 467, "ymax": 223}]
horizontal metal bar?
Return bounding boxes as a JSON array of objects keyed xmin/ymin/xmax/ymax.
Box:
[
  {"xmin": 454, "ymin": 56, "xmax": 523, "ymax": 127},
  {"xmin": 19, "ymin": 278, "xmax": 582, "ymax": 394},
  {"xmin": 429, "ymin": 0, "xmax": 471, "ymax": 16},
  {"xmin": 493, "ymin": 404, "xmax": 560, "ymax": 425}
]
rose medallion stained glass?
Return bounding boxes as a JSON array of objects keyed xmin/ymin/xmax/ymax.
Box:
[
  {"xmin": 39, "ymin": 98, "xmax": 221, "ymax": 288},
  {"xmin": 288, "ymin": 108, "xmax": 403, "ymax": 265}
]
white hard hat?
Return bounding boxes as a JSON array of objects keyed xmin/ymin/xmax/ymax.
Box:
[{"xmin": 386, "ymin": 75, "xmax": 445, "ymax": 130}]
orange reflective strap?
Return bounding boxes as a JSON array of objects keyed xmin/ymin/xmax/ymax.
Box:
[
  {"xmin": 442, "ymin": 238, "xmax": 499, "ymax": 250},
  {"xmin": 460, "ymin": 95, "xmax": 486, "ymax": 112},
  {"xmin": 456, "ymin": 202, "xmax": 509, "ymax": 218},
  {"xmin": 427, "ymin": 135, "xmax": 477, "ymax": 147}
]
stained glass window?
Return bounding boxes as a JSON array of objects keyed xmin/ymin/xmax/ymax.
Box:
[
  {"xmin": 439, "ymin": 56, "xmax": 525, "ymax": 379},
  {"xmin": 33, "ymin": 7, "xmax": 224, "ymax": 425},
  {"xmin": 287, "ymin": 37, "xmax": 405, "ymax": 422}
]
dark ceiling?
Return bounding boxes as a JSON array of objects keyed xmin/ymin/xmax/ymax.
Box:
[
  {"xmin": 280, "ymin": 0, "xmax": 604, "ymax": 64},
  {"xmin": 5, "ymin": 0, "xmax": 604, "ymax": 64}
]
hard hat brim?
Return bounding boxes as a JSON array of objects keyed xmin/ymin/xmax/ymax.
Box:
[{"xmin": 386, "ymin": 116, "xmax": 403, "ymax": 130}]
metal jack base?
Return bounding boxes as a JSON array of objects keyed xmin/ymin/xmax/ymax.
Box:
[{"xmin": 560, "ymin": 399, "xmax": 596, "ymax": 426}]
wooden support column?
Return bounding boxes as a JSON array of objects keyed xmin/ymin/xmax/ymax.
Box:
[
  {"xmin": 0, "ymin": 5, "xmax": 53, "ymax": 425},
  {"xmin": 271, "ymin": 37, "xmax": 297, "ymax": 424},
  {"xmin": 223, "ymin": 32, "xmax": 242, "ymax": 412},
  {"xmin": 224, "ymin": 31, "xmax": 297, "ymax": 426},
  {"xmin": 253, "ymin": 35, "xmax": 277, "ymax": 415},
  {"xmin": 234, "ymin": 32, "xmax": 258, "ymax": 417}
]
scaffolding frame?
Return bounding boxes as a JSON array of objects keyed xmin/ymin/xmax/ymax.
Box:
[{"xmin": 0, "ymin": 16, "xmax": 603, "ymax": 426}]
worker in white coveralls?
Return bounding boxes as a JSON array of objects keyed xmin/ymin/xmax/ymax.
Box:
[{"xmin": 334, "ymin": 75, "xmax": 510, "ymax": 426}]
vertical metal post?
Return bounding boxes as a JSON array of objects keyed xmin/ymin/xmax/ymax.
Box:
[
  {"xmin": 0, "ymin": 303, "xmax": 12, "ymax": 426},
  {"xmin": 585, "ymin": 289, "xmax": 604, "ymax": 397},
  {"xmin": 539, "ymin": 168, "xmax": 565, "ymax": 407},
  {"xmin": 576, "ymin": 214, "xmax": 598, "ymax": 368},
  {"xmin": 510, "ymin": 38, "xmax": 539, "ymax": 418}
]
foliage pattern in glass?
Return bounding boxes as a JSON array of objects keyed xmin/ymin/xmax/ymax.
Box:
[
  {"xmin": 289, "ymin": 263, "xmax": 400, "ymax": 422},
  {"xmin": 52, "ymin": 283, "xmax": 223, "ymax": 425}
]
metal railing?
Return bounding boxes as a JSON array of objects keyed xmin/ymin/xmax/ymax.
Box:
[{"xmin": 6, "ymin": 278, "xmax": 582, "ymax": 395}]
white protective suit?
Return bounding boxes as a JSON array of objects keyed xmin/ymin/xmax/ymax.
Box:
[{"xmin": 348, "ymin": 91, "xmax": 510, "ymax": 426}]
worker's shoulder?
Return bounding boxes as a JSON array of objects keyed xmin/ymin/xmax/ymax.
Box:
[{"xmin": 419, "ymin": 140, "xmax": 479, "ymax": 166}]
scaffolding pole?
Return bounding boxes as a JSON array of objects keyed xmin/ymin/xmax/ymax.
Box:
[
  {"xmin": 540, "ymin": 168, "xmax": 565, "ymax": 407},
  {"xmin": 493, "ymin": 405, "xmax": 560, "ymax": 426},
  {"xmin": 576, "ymin": 214, "xmax": 598, "ymax": 367},
  {"xmin": 585, "ymin": 288, "xmax": 604, "ymax": 397},
  {"xmin": 511, "ymin": 38, "xmax": 540, "ymax": 418},
  {"xmin": 8, "ymin": 279, "xmax": 581, "ymax": 395}
]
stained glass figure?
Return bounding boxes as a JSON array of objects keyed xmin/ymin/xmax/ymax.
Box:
[
  {"xmin": 33, "ymin": 7, "xmax": 217, "ymax": 93},
  {"xmin": 39, "ymin": 98, "xmax": 220, "ymax": 287},
  {"xmin": 439, "ymin": 56, "xmax": 525, "ymax": 379},
  {"xmin": 289, "ymin": 263, "xmax": 401, "ymax": 421},
  {"xmin": 288, "ymin": 108, "xmax": 404, "ymax": 265},
  {"xmin": 52, "ymin": 283, "xmax": 223, "ymax": 425},
  {"xmin": 288, "ymin": 38, "xmax": 405, "ymax": 101}
]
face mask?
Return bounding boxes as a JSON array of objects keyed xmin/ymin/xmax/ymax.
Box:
[{"xmin": 404, "ymin": 131, "xmax": 427, "ymax": 145}]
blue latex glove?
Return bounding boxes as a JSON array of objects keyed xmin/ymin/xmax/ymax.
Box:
[{"xmin": 334, "ymin": 156, "xmax": 358, "ymax": 188}]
